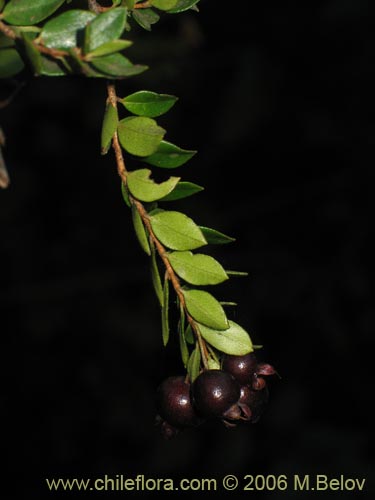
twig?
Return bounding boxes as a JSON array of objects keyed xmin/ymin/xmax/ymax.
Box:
[
  {"xmin": 0, "ymin": 20, "xmax": 71, "ymax": 59},
  {"xmin": 134, "ymin": 1, "xmax": 152, "ymax": 9},
  {"xmin": 88, "ymin": 0, "xmax": 111, "ymax": 13}
]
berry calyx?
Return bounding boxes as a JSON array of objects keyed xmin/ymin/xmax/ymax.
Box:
[
  {"xmin": 156, "ymin": 376, "xmax": 198, "ymax": 429},
  {"xmin": 192, "ymin": 369, "xmax": 240, "ymax": 418},
  {"xmin": 239, "ymin": 384, "xmax": 269, "ymax": 423},
  {"xmin": 222, "ymin": 353, "xmax": 258, "ymax": 385}
]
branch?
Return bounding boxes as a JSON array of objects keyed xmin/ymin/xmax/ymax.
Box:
[
  {"xmin": 106, "ymin": 81, "xmax": 210, "ymax": 369},
  {"xmin": 134, "ymin": 2, "xmax": 152, "ymax": 8},
  {"xmin": 0, "ymin": 20, "xmax": 71, "ymax": 59},
  {"xmin": 88, "ymin": 0, "xmax": 111, "ymax": 13}
]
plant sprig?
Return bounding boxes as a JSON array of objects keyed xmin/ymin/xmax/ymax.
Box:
[
  {"xmin": 0, "ymin": 0, "xmax": 257, "ymax": 383},
  {"xmin": 105, "ymin": 80, "xmax": 255, "ymax": 381}
]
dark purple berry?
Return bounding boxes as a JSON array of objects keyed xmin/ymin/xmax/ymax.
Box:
[
  {"xmin": 156, "ymin": 376, "xmax": 198, "ymax": 428},
  {"xmin": 222, "ymin": 353, "xmax": 258, "ymax": 385},
  {"xmin": 192, "ymin": 370, "xmax": 240, "ymax": 418}
]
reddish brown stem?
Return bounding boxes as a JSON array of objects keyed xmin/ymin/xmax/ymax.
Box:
[
  {"xmin": 134, "ymin": 1, "xmax": 152, "ymax": 9},
  {"xmin": 0, "ymin": 20, "xmax": 73, "ymax": 59}
]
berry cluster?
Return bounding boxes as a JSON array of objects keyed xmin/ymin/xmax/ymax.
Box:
[{"xmin": 156, "ymin": 353, "xmax": 276, "ymax": 438}]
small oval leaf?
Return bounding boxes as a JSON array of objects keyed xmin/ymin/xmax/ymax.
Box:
[
  {"xmin": 118, "ymin": 116, "xmax": 165, "ymax": 157},
  {"xmin": 131, "ymin": 204, "xmax": 151, "ymax": 255},
  {"xmin": 184, "ymin": 324, "xmax": 194, "ymax": 345},
  {"xmin": 179, "ymin": 308, "xmax": 189, "ymax": 367},
  {"xmin": 132, "ymin": 8, "xmax": 160, "ymax": 31},
  {"xmin": 3, "ymin": 0, "xmax": 65, "ymax": 25},
  {"xmin": 167, "ymin": 0, "xmax": 200, "ymax": 14},
  {"xmin": 101, "ymin": 103, "xmax": 118, "ymax": 155},
  {"xmin": 143, "ymin": 140, "xmax": 196, "ymax": 168},
  {"xmin": 150, "ymin": 210, "xmax": 207, "ymax": 250},
  {"xmin": 22, "ymin": 33, "xmax": 42, "ymax": 75},
  {"xmin": 87, "ymin": 39, "xmax": 132, "ymax": 59},
  {"xmin": 0, "ymin": 48, "xmax": 24, "ymax": 78},
  {"xmin": 183, "ymin": 289, "xmax": 229, "ymax": 330},
  {"xmin": 162, "ymin": 277, "xmax": 170, "ymax": 346},
  {"xmin": 197, "ymin": 321, "xmax": 253, "ymax": 356},
  {"xmin": 151, "ymin": 0, "xmax": 178, "ymax": 11},
  {"xmin": 207, "ymin": 357, "xmax": 220, "ymax": 370},
  {"xmin": 127, "ymin": 168, "xmax": 180, "ymax": 202},
  {"xmin": 187, "ymin": 343, "xmax": 201, "ymax": 382},
  {"xmin": 41, "ymin": 10, "xmax": 96, "ymax": 50},
  {"xmin": 150, "ymin": 244, "xmax": 163, "ymax": 306},
  {"xmin": 226, "ymin": 270, "xmax": 249, "ymax": 277},
  {"xmin": 160, "ymin": 182, "xmax": 203, "ymax": 201},
  {"xmin": 199, "ymin": 226, "xmax": 235, "ymax": 245},
  {"xmin": 85, "ymin": 7, "xmax": 127, "ymax": 53},
  {"xmin": 91, "ymin": 53, "xmax": 147, "ymax": 78},
  {"xmin": 121, "ymin": 91, "xmax": 177, "ymax": 118},
  {"xmin": 121, "ymin": 182, "xmax": 131, "ymax": 208},
  {"xmin": 168, "ymin": 251, "xmax": 229, "ymax": 285}
]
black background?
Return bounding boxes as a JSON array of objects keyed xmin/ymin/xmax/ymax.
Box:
[{"xmin": 1, "ymin": 0, "xmax": 374, "ymax": 498}]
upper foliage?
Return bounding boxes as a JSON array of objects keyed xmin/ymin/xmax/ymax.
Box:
[{"xmin": 0, "ymin": 0, "xmax": 200, "ymax": 79}]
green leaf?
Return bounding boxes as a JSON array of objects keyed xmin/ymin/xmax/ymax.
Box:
[
  {"xmin": 150, "ymin": 211, "xmax": 207, "ymax": 251},
  {"xmin": 101, "ymin": 103, "xmax": 118, "ymax": 155},
  {"xmin": 90, "ymin": 53, "xmax": 147, "ymax": 78},
  {"xmin": 226, "ymin": 270, "xmax": 249, "ymax": 277},
  {"xmin": 178, "ymin": 305, "xmax": 189, "ymax": 366},
  {"xmin": 124, "ymin": 0, "xmax": 135, "ymax": 8},
  {"xmin": 131, "ymin": 204, "xmax": 151, "ymax": 255},
  {"xmin": 22, "ymin": 33, "xmax": 42, "ymax": 75},
  {"xmin": 40, "ymin": 10, "xmax": 95, "ymax": 50},
  {"xmin": 132, "ymin": 8, "xmax": 160, "ymax": 31},
  {"xmin": 118, "ymin": 117, "xmax": 165, "ymax": 157},
  {"xmin": 184, "ymin": 324, "xmax": 194, "ymax": 344},
  {"xmin": 182, "ymin": 289, "xmax": 229, "ymax": 330},
  {"xmin": 187, "ymin": 343, "xmax": 201, "ymax": 382},
  {"xmin": 197, "ymin": 321, "xmax": 253, "ymax": 356},
  {"xmin": 162, "ymin": 277, "xmax": 170, "ymax": 346},
  {"xmin": 87, "ymin": 39, "xmax": 132, "ymax": 58},
  {"xmin": 127, "ymin": 168, "xmax": 179, "ymax": 202},
  {"xmin": 179, "ymin": 328, "xmax": 189, "ymax": 367},
  {"xmin": 199, "ymin": 226, "xmax": 235, "ymax": 245},
  {"xmin": 121, "ymin": 91, "xmax": 177, "ymax": 118},
  {"xmin": 160, "ymin": 182, "xmax": 203, "ymax": 201},
  {"xmin": 68, "ymin": 47, "xmax": 103, "ymax": 77},
  {"xmin": 143, "ymin": 140, "xmax": 196, "ymax": 168},
  {"xmin": 0, "ymin": 0, "xmax": 5, "ymax": 11},
  {"xmin": 151, "ymin": 0, "xmax": 178, "ymax": 11},
  {"xmin": 85, "ymin": 7, "xmax": 127, "ymax": 53},
  {"xmin": 0, "ymin": 33, "xmax": 14, "ymax": 49},
  {"xmin": 0, "ymin": 48, "xmax": 24, "ymax": 78},
  {"xmin": 207, "ymin": 357, "xmax": 220, "ymax": 370},
  {"xmin": 3, "ymin": 0, "xmax": 65, "ymax": 26},
  {"xmin": 150, "ymin": 244, "xmax": 163, "ymax": 306},
  {"xmin": 40, "ymin": 53, "xmax": 68, "ymax": 76},
  {"xmin": 167, "ymin": 0, "xmax": 200, "ymax": 13},
  {"xmin": 168, "ymin": 251, "xmax": 229, "ymax": 285},
  {"xmin": 121, "ymin": 182, "xmax": 131, "ymax": 207}
]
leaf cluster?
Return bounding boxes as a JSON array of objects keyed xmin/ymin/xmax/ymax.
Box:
[{"xmin": 0, "ymin": 0, "xmax": 200, "ymax": 78}]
